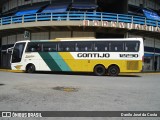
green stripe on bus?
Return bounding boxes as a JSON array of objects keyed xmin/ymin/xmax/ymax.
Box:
[
  {"xmin": 39, "ymin": 52, "xmax": 62, "ymax": 71},
  {"xmin": 49, "ymin": 53, "xmax": 71, "ymax": 71}
]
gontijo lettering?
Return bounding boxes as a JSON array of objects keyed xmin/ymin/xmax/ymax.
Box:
[{"xmin": 77, "ymin": 53, "xmax": 110, "ymax": 58}]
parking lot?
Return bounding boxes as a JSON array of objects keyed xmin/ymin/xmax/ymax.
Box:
[{"xmin": 0, "ymin": 71, "xmax": 160, "ymax": 119}]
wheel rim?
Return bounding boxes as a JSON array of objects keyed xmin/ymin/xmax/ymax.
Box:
[
  {"xmin": 30, "ymin": 66, "xmax": 33, "ymax": 72},
  {"xmin": 108, "ymin": 66, "xmax": 119, "ymax": 76},
  {"xmin": 27, "ymin": 65, "xmax": 35, "ymax": 73},
  {"xmin": 97, "ymin": 67, "xmax": 104, "ymax": 74},
  {"xmin": 28, "ymin": 66, "xmax": 32, "ymax": 72},
  {"xmin": 95, "ymin": 65, "xmax": 105, "ymax": 76},
  {"xmin": 110, "ymin": 68, "xmax": 117, "ymax": 74}
]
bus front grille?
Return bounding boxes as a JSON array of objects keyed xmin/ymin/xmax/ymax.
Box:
[{"xmin": 127, "ymin": 61, "xmax": 139, "ymax": 70}]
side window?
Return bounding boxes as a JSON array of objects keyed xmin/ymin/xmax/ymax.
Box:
[
  {"xmin": 42, "ymin": 42, "xmax": 57, "ymax": 52},
  {"xmin": 58, "ymin": 42, "xmax": 75, "ymax": 52},
  {"xmin": 26, "ymin": 42, "xmax": 42, "ymax": 52},
  {"xmin": 94, "ymin": 41, "xmax": 109, "ymax": 51},
  {"xmin": 124, "ymin": 41, "xmax": 140, "ymax": 52},
  {"xmin": 75, "ymin": 41, "xmax": 93, "ymax": 52},
  {"xmin": 109, "ymin": 41, "xmax": 124, "ymax": 52}
]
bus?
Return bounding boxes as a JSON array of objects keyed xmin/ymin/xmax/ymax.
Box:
[{"xmin": 10, "ymin": 38, "xmax": 144, "ymax": 76}]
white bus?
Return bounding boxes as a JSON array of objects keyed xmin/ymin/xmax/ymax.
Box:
[{"xmin": 10, "ymin": 38, "xmax": 144, "ymax": 76}]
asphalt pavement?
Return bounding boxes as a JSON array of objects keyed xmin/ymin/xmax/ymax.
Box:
[{"xmin": 0, "ymin": 71, "xmax": 160, "ymax": 120}]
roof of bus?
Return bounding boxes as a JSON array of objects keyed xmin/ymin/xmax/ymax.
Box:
[{"xmin": 16, "ymin": 38, "xmax": 143, "ymax": 43}]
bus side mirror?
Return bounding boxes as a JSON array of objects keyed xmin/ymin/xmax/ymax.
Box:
[{"xmin": 7, "ymin": 47, "xmax": 13, "ymax": 54}]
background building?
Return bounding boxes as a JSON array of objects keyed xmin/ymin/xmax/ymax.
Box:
[{"xmin": 0, "ymin": 0, "xmax": 160, "ymax": 71}]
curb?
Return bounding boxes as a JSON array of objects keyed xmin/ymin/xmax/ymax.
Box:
[
  {"xmin": 0, "ymin": 69, "xmax": 24, "ymax": 73},
  {"xmin": 120, "ymin": 72, "xmax": 160, "ymax": 74},
  {"xmin": 0, "ymin": 69, "xmax": 160, "ymax": 74}
]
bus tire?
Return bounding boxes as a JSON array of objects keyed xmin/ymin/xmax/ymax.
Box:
[
  {"xmin": 26, "ymin": 64, "xmax": 36, "ymax": 73},
  {"xmin": 108, "ymin": 65, "xmax": 120, "ymax": 76},
  {"xmin": 94, "ymin": 65, "xmax": 106, "ymax": 76}
]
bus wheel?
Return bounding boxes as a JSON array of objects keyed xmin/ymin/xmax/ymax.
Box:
[
  {"xmin": 94, "ymin": 65, "xmax": 106, "ymax": 76},
  {"xmin": 26, "ymin": 64, "xmax": 36, "ymax": 73},
  {"xmin": 108, "ymin": 65, "xmax": 120, "ymax": 76}
]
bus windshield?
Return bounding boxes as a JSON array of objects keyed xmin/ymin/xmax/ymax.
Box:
[{"xmin": 12, "ymin": 42, "xmax": 26, "ymax": 63}]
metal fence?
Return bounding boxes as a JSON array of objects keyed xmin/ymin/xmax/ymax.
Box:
[{"xmin": 0, "ymin": 12, "xmax": 159, "ymax": 27}]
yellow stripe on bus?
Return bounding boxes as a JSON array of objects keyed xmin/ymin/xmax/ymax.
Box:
[{"xmin": 59, "ymin": 52, "xmax": 142, "ymax": 72}]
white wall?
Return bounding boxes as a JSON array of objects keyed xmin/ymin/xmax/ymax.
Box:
[
  {"xmin": 2, "ymin": 37, "xmax": 8, "ymax": 45},
  {"xmin": 2, "ymin": 34, "xmax": 30, "ymax": 45},
  {"xmin": 128, "ymin": 34, "xmax": 142, "ymax": 38},
  {"xmin": 143, "ymin": 37, "xmax": 160, "ymax": 49},
  {"xmin": 1, "ymin": 31, "xmax": 95, "ymax": 44},
  {"xmin": 144, "ymin": 37, "xmax": 154, "ymax": 48},
  {"xmin": 33, "ymin": 0, "xmax": 47, "ymax": 3},
  {"xmin": 155, "ymin": 39, "xmax": 160, "ymax": 49},
  {"xmin": 50, "ymin": 31, "xmax": 71, "ymax": 39},
  {"xmin": 146, "ymin": 0, "xmax": 155, "ymax": 9},
  {"xmin": 128, "ymin": 0, "xmax": 143, "ymax": 6},
  {"xmin": 33, "ymin": 0, "xmax": 39, "ymax": 3},
  {"xmin": 30, "ymin": 31, "xmax": 95, "ymax": 40},
  {"xmin": 128, "ymin": 34, "xmax": 160, "ymax": 48},
  {"xmin": 128, "ymin": 0, "xmax": 135, "ymax": 5},
  {"xmin": 128, "ymin": 34, "xmax": 158, "ymax": 48},
  {"xmin": 32, "ymin": 32, "xmax": 49, "ymax": 40},
  {"xmin": 12, "ymin": 0, "xmax": 17, "ymax": 10},
  {"xmin": 17, "ymin": 34, "xmax": 25, "ymax": 41},
  {"xmin": 7, "ymin": 35, "xmax": 16, "ymax": 44},
  {"xmin": 2, "ymin": 2, "xmax": 9, "ymax": 13},
  {"xmin": 73, "ymin": 32, "xmax": 95, "ymax": 37},
  {"xmin": 2, "ymin": 35, "xmax": 16, "ymax": 45}
]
